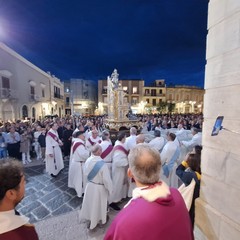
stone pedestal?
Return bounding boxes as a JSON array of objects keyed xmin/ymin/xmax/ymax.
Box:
[{"xmin": 195, "ymin": 1, "xmax": 240, "ymax": 239}]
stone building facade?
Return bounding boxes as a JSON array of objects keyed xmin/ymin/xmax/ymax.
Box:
[
  {"xmin": 0, "ymin": 42, "xmax": 64, "ymax": 121},
  {"xmin": 64, "ymin": 78, "xmax": 97, "ymax": 116},
  {"xmin": 166, "ymin": 85, "xmax": 204, "ymax": 113},
  {"xmin": 98, "ymin": 79, "xmax": 144, "ymax": 114},
  {"xmin": 98, "ymin": 78, "xmax": 204, "ymax": 114},
  {"xmin": 195, "ymin": 1, "xmax": 240, "ymax": 239}
]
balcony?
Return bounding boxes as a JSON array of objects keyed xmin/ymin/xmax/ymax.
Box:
[
  {"xmin": 29, "ymin": 94, "xmax": 42, "ymax": 102},
  {"xmin": 54, "ymin": 93, "xmax": 64, "ymax": 99},
  {"xmin": 0, "ymin": 88, "xmax": 18, "ymax": 100}
]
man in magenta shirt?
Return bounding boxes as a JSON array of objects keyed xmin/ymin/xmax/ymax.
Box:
[{"xmin": 104, "ymin": 144, "xmax": 193, "ymax": 240}]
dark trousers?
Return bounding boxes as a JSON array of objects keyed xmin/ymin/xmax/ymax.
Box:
[{"xmin": 7, "ymin": 142, "xmax": 21, "ymax": 160}]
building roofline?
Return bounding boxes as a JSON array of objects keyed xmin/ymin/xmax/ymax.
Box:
[{"xmin": 0, "ymin": 42, "xmax": 53, "ymax": 79}]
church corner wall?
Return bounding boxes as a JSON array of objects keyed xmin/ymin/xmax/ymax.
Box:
[{"xmin": 195, "ymin": 0, "xmax": 240, "ymax": 239}]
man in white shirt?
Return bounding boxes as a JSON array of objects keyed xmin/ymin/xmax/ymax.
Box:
[{"xmin": 33, "ymin": 126, "xmax": 42, "ymax": 160}]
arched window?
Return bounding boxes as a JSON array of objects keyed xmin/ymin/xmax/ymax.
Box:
[{"xmin": 22, "ymin": 105, "xmax": 28, "ymax": 118}]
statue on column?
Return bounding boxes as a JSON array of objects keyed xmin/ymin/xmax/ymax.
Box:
[{"xmin": 111, "ymin": 69, "xmax": 119, "ymax": 90}]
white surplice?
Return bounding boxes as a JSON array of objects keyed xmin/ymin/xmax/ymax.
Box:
[
  {"xmin": 68, "ymin": 138, "xmax": 89, "ymax": 197},
  {"xmin": 110, "ymin": 140, "xmax": 129, "ymax": 203},
  {"xmin": 160, "ymin": 141, "xmax": 180, "ymax": 188},
  {"xmin": 80, "ymin": 155, "xmax": 112, "ymax": 229},
  {"xmin": 45, "ymin": 129, "xmax": 64, "ymax": 175}
]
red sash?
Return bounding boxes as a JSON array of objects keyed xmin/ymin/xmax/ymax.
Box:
[
  {"xmin": 101, "ymin": 144, "xmax": 113, "ymax": 159},
  {"xmin": 88, "ymin": 137, "xmax": 102, "ymax": 146},
  {"xmin": 47, "ymin": 131, "xmax": 60, "ymax": 144},
  {"xmin": 113, "ymin": 145, "xmax": 129, "ymax": 155},
  {"xmin": 72, "ymin": 142, "xmax": 85, "ymax": 154}
]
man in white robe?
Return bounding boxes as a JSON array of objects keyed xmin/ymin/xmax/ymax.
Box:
[
  {"xmin": 45, "ymin": 123, "xmax": 64, "ymax": 177},
  {"xmin": 109, "ymin": 131, "xmax": 129, "ymax": 210},
  {"xmin": 86, "ymin": 129, "xmax": 101, "ymax": 151},
  {"xmin": 80, "ymin": 144, "xmax": 112, "ymax": 230},
  {"xmin": 181, "ymin": 127, "xmax": 202, "ymax": 152},
  {"xmin": 99, "ymin": 130, "xmax": 113, "ymax": 173},
  {"xmin": 68, "ymin": 131, "xmax": 89, "ymax": 197},
  {"xmin": 148, "ymin": 130, "xmax": 166, "ymax": 152},
  {"xmin": 125, "ymin": 127, "xmax": 137, "ymax": 151},
  {"xmin": 160, "ymin": 133, "xmax": 180, "ymax": 188},
  {"xmin": 175, "ymin": 123, "xmax": 188, "ymax": 141}
]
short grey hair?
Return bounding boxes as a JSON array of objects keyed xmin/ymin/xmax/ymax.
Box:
[
  {"xmin": 130, "ymin": 127, "xmax": 137, "ymax": 135},
  {"xmin": 91, "ymin": 144, "xmax": 102, "ymax": 155},
  {"xmin": 136, "ymin": 134, "xmax": 145, "ymax": 144},
  {"xmin": 128, "ymin": 144, "xmax": 161, "ymax": 185}
]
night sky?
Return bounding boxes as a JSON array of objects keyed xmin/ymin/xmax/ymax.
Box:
[{"xmin": 0, "ymin": 0, "xmax": 208, "ymax": 87}]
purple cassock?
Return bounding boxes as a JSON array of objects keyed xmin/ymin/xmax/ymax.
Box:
[
  {"xmin": 0, "ymin": 225, "xmax": 39, "ymax": 240},
  {"xmin": 104, "ymin": 182, "xmax": 194, "ymax": 240}
]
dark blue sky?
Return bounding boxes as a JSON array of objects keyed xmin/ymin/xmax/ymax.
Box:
[{"xmin": 0, "ymin": 0, "xmax": 208, "ymax": 87}]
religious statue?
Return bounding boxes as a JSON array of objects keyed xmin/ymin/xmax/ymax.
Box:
[{"xmin": 111, "ymin": 69, "xmax": 119, "ymax": 90}]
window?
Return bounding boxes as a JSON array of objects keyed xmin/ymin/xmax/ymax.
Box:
[
  {"xmin": 152, "ymin": 99, "xmax": 156, "ymax": 106},
  {"xmin": 132, "ymin": 87, "xmax": 138, "ymax": 94},
  {"xmin": 30, "ymin": 86, "xmax": 35, "ymax": 95},
  {"xmin": 151, "ymin": 89, "xmax": 156, "ymax": 96},
  {"xmin": 22, "ymin": 105, "xmax": 28, "ymax": 118},
  {"xmin": 2, "ymin": 77, "xmax": 10, "ymax": 89},
  {"xmin": 145, "ymin": 89, "xmax": 149, "ymax": 95},
  {"xmin": 169, "ymin": 94, "xmax": 172, "ymax": 100},
  {"xmin": 146, "ymin": 98, "xmax": 149, "ymax": 103},
  {"xmin": 42, "ymin": 89, "xmax": 45, "ymax": 98},
  {"xmin": 132, "ymin": 97, "xmax": 137, "ymax": 105},
  {"xmin": 54, "ymin": 86, "xmax": 61, "ymax": 98},
  {"xmin": 102, "ymin": 86, "xmax": 107, "ymax": 94},
  {"xmin": 123, "ymin": 86, "xmax": 128, "ymax": 94},
  {"xmin": 83, "ymin": 91, "xmax": 88, "ymax": 99},
  {"xmin": 159, "ymin": 89, "xmax": 162, "ymax": 94},
  {"xmin": 66, "ymin": 97, "xmax": 70, "ymax": 103},
  {"xmin": 159, "ymin": 99, "xmax": 162, "ymax": 103}
]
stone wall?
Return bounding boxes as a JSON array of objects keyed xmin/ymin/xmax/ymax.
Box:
[{"xmin": 195, "ymin": 1, "xmax": 240, "ymax": 239}]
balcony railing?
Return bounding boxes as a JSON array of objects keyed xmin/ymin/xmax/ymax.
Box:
[
  {"xmin": 54, "ymin": 93, "xmax": 64, "ymax": 99},
  {"xmin": 0, "ymin": 88, "xmax": 18, "ymax": 99},
  {"xmin": 29, "ymin": 94, "xmax": 42, "ymax": 102}
]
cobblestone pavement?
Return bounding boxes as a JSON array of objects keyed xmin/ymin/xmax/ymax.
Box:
[
  {"xmin": 15, "ymin": 159, "xmax": 125, "ymax": 240},
  {"xmin": 16, "ymin": 160, "xmax": 83, "ymax": 224}
]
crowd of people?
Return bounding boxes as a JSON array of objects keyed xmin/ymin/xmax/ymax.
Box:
[{"xmin": 0, "ymin": 113, "xmax": 203, "ymax": 239}]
